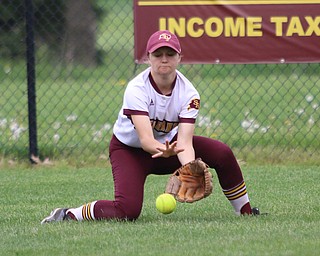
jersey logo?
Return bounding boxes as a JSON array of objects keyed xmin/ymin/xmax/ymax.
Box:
[
  {"xmin": 188, "ymin": 98, "xmax": 200, "ymax": 110},
  {"xmin": 150, "ymin": 119, "xmax": 178, "ymax": 133},
  {"xmin": 150, "ymin": 99, "xmax": 154, "ymax": 106}
]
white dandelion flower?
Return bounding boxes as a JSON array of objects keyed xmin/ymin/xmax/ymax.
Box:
[
  {"xmin": 0, "ymin": 118, "xmax": 7, "ymax": 129},
  {"xmin": 92, "ymin": 130, "xmax": 102, "ymax": 142},
  {"xmin": 53, "ymin": 134, "xmax": 60, "ymax": 143},
  {"xmin": 305, "ymin": 94, "xmax": 314, "ymax": 103},
  {"xmin": 10, "ymin": 121, "xmax": 19, "ymax": 132},
  {"xmin": 198, "ymin": 115, "xmax": 211, "ymax": 128},
  {"xmin": 260, "ymin": 126, "xmax": 270, "ymax": 133},
  {"xmin": 102, "ymin": 123, "xmax": 112, "ymax": 131},
  {"xmin": 241, "ymin": 119, "xmax": 253, "ymax": 129},
  {"xmin": 294, "ymin": 108, "xmax": 304, "ymax": 115},
  {"xmin": 241, "ymin": 118, "xmax": 260, "ymax": 133},
  {"xmin": 4, "ymin": 65, "xmax": 11, "ymax": 74},
  {"xmin": 66, "ymin": 114, "xmax": 77, "ymax": 122},
  {"xmin": 290, "ymin": 73, "xmax": 298, "ymax": 80},
  {"xmin": 213, "ymin": 119, "xmax": 221, "ymax": 127},
  {"xmin": 312, "ymin": 103, "xmax": 318, "ymax": 110},
  {"xmin": 53, "ymin": 122, "xmax": 61, "ymax": 130},
  {"xmin": 247, "ymin": 127, "xmax": 255, "ymax": 134},
  {"xmin": 308, "ymin": 116, "xmax": 315, "ymax": 126},
  {"xmin": 11, "ymin": 127, "xmax": 26, "ymax": 141}
]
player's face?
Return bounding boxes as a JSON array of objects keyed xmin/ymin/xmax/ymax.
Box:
[{"xmin": 149, "ymin": 47, "xmax": 181, "ymax": 76}]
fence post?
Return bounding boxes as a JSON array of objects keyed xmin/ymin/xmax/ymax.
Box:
[{"xmin": 25, "ymin": 0, "xmax": 39, "ymax": 162}]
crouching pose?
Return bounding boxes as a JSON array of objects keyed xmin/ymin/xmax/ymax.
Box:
[{"xmin": 41, "ymin": 30, "xmax": 260, "ymax": 224}]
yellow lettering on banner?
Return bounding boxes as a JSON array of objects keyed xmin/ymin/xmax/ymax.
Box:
[
  {"xmin": 188, "ymin": 17, "xmax": 204, "ymax": 37},
  {"xmin": 225, "ymin": 17, "xmax": 245, "ymax": 37},
  {"xmin": 160, "ymin": 16, "xmax": 319, "ymax": 38},
  {"xmin": 170, "ymin": 17, "xmax": 186, "ymax": 37},
  {"xmin": 305, "ymin": 16, "xmax": 320, "ymax": 36},
  {"xmin": 270, "ymin": 17, "xmax": 288, "ymax": 36},
  {"xmin": 159, "ymin": 18, "xmax": 166, "ymax": 31},
  {"xmin": 287, "ymin": 16, "xmax": 304, "ymax": 36},
  {"xmin": 160, "ymin": 17, "xmax": 262, "ymax": 37},
  {"xmin": 205, "ymin": 17, "xmax": 224, "ymax": 37},
  {"xmin": 159, "ymin": 17, "xmax": 186, "ymax": 36},
  {"xmin": 271, "ymin": 16, "xmax": 320, "ymax": 37},
  {"xmin": 247, "ymin": 17, "xmax": 263, "ymax": 36}
]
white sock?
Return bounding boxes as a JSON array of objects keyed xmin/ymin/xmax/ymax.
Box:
[
  {"xmin": 66, "ymin": 201, "xmax": 97, "ymax": 221},
  {"xmin": 230, "ymin": 194, "xmax": 250, "ymax": 215},
  {"xmin": 223, "ymin": 181, "xmax": 250, "ymax": 215}
]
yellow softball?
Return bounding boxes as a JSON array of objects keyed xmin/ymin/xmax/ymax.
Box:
[{"xmin": 156, "ymin": 193, "xmax": 176, "ymax": 214}]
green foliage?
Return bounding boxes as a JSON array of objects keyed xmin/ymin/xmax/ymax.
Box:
[
  {"xmin": 0, "ymin": 0, "xmax": 25, "ymax": 57},
  {"xmin": 0, "ymin": 165, "xmax": 319, "ymax": 255},
  {"xmin": 0, "ymin": 0, "xmax": 106, "ymax": 58},
  {"xmin": 33, "ymin": 0, "xmax": 65, "ymax": 41}
]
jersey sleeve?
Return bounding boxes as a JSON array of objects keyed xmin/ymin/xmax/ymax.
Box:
[
  {"xmin": 122, "ymin": 82, "xmax": 149, "ymax": 117},
  {"xmin": 179, "ymin": 90, "xmax": 200, "ymax": 123}
]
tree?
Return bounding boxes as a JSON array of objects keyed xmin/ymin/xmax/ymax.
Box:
[
  {"xmin": 0, "ymin": 0, "xmax": 100, "ymax": 65},
  {"xmin": 64, "ymin": 0, "xmax": 97, "ymax": 67}
]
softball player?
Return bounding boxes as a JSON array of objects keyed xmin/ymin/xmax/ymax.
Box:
[{"xmin": 41, "ymin": 30, "xmax": 259, "ymax": 224}]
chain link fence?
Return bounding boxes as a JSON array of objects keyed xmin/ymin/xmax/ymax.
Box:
[{"xmin": 1, "ymin": 0, "xmax": 319, "ymax": 165}]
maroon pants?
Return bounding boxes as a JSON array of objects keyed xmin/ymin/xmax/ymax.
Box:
[{"xmin": 94, "ymin": 134, "xmax": 244, "ymax": 220}]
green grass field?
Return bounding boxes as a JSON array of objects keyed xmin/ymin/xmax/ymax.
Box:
[
  {"xmin": 1, "ymin": 163, "xmax": 319, "ymax": 255},
  {"xmin": 1, "ymin": 1, "xmax": 319, "ymax": 255}
]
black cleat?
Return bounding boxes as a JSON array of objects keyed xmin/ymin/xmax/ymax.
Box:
[
  {"xmin": 252, "ymin": 207, "xmax": 268, "ymax": 216},
  {"xmin": 252, "ymin": 207, "xmax": 260, "ymax": 215}
]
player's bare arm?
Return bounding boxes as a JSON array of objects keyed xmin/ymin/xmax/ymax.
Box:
[
  {"xmin": 176, "ymin": 122, "xmax": 196, "ymax": 165},
  {"xmin": 131, "ymin": 115, "xmax": 184, "ymax": 157}
]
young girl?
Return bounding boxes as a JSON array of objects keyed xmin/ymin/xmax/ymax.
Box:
[{"xmin": 41, "ymin": 30, "xmax": 259, "ymax": 224}]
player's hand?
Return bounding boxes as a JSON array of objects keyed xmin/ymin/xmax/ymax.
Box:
[{"xmin": 152, "ymin": 140, "xmax": 184, "ymax": 158}]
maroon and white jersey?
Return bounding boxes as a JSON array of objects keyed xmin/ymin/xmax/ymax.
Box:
[{"xmin": 113, "ymin": 67, "xmax": 200, "ymax": 148}]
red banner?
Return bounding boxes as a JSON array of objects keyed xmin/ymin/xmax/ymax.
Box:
[{"xmin": 134, "ymin": 0, "xmax": 320, "ymax": 64}]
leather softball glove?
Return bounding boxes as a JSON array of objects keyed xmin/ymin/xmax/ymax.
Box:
[{"xmin": 165, "ymin": 158, "xmax": 213, "ymax": 203}]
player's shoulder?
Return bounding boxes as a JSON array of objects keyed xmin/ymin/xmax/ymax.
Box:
[
  {"xmin": 126, "ymin": 68, "xmax": 150, "ymax": 90},
  {"xmin": 129, "ymin": 68, "xmax": 150, "ymax": 84},
  {"xmin": 176, "ymin": 70, "xmax": 194, "ymax": 87},
  {"xmin": 176, "ymin": 70, "xmax": 198, "ymax": 94}
]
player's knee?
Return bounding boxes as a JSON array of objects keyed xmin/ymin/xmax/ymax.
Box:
[
  {"xmin": 122, "ymin": 207, "xmax": 141, "ymax": 221},
  {"xmin": 220, "ymin": 142, "xmax": 234, "ymax": 157},
  {"xmin": 115, "ymin": 200, "xmax": 142, "ymax": 221},
  {"xmin": 219, "ymin": 143, "xmax": 236, "ymax": 161}
]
